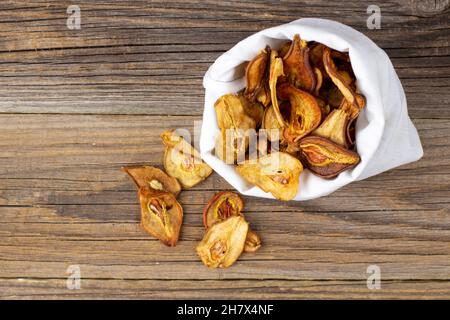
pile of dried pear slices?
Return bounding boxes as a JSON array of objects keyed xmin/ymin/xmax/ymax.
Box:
[
  {"xmin": 124, "ymin": 130, "xmax": 260, "ymax": 268},
  {"xmin": 214, "ymin": 34, "xmax": 366, "ymax": 201},
  {"xmin": 123, "ymin": 34, "xmax": 366, "ymax": 268}
]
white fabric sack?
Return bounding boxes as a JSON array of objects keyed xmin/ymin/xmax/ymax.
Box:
[{"xmin": 200, "ymin": 18, "xmax": 423, "ymax": 201}]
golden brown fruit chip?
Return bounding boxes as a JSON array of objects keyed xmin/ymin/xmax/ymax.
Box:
[
  {"xmin": 214, "ymin": 94, "xmax": 256, "ymax": 131},
  {"xmin": 269, "ymin": 49, "xmax": 286, "ymax": 127},
  {"xmin": 256, "ymin": 83, "xmax": 271, "ymax": 107},
  {"xmin": 122, "ymin": 166, "xmax": 181, "ymax": 197},
  {"xmin": 277, "ymin": 83, "xmax": 322, "ymax": 143},
  {"xmin": 299, "ymin": 136, "xmax": 360, "ymax": 179},
  {"xmin": 312, "ymin": 109, "xmax": 350, "ymax": 148},
  {"xmin": 215, "ymin": 128, "xmax": 247, "ymax": 164},
  {"xmin": 236, "ymin": 152, "xmax": 303, "ymax": 201},
  {"xmin": 203, "ymin": 191, "xmax": 245, "ymax": 229},
  {"xmin": 139, "ymin": 188, "xmax": 183, "ymax": 247},
  {"xmin": 309, "ymin": 43, "xmax": 327, "ymax": 78},
  {"xmin": 279, "ymin": 41, "xmax": 292, "ymax": 58},
  {"xmin": 244, "ymin": 48, "xmax": 269, "ymax": 101},
  {"xmin": 262, "ymin": 103, "xmax": 290, "ymax": 142},
  {"xmin": 161, "ymin": 130, "xmax": 213, "ymax": 189},
  {"xmin": 340, "ymin": 93, "xmax": 366, "ymax": 121},
  {"xmin": 313, "ymin": 67, "xmax": 323, "ymax": 96},
  {"xmin": 202, "ymin": 191, "xmax": 261, "ymax": 253},
  {"xmin": 244, "ymin": 229, "xmax": 262, "ymax": 253},
  {"xmin": 283, "ymin": 34, "xmax": 316, "ymax": 93},
  {"xmin": 323, "ymin": 47, "xmax": 359, "ymax": 108},
  {"xmin": 238, "ymin": 94, "xmax": 265, "ymax": 128},
  {"xmin": 214, "ymin": 94, "xmax": 256, "ymax": 163},
  {"xmin": 196, "ymin": 216, "xmax": 248, "ymax": 268}
]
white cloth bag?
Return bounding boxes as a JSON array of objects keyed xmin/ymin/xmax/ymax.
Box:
[{"xmin": 200, "ymin": 18, "xmax": 423, "ymax": 201}]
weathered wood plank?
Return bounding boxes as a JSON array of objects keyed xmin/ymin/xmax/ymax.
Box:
[
  {"xmin": 0, "ymin": 114, "xmax": 448, "ymax": 284},
  {"xmin": 1, "ymin": 279, "xmax": 449, "ymax": 300},
  {"xmin": 0, "ymin": 0, "xmax": 448, "ymax": 117}
]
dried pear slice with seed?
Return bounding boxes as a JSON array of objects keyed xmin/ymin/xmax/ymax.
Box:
[
  {"xmin": 202, "ymin": 191, "xmax": 261, "ymax": 253},
  {"xmin": 236, "ymin": 152, "xmax": 303, "ymax": 201},
  {"xmin": 312, "ymin": 109, "xmax": 350, "ymax": 148},
  {"xmin": 269, "ymin": 49, "xmax": 286, "ymax": 127},
  {"xmin": 139, "ymin": 188, "xmax": 183, "ymax": 247},
  {"xmin": 277, "ymin": 83, "xmax": 322, "ymax": 143},
  {"xmin": 122, "ymin": 166, "xmax": 181, "ymax": 197},
  {"xmin": 283, "ymin": 34, "xmax": 316, "ymax": 93},
  {"xmin": 161, "ymin": 130, "xmax": 212, "ymax": 189},
  {"xmin": 299, "ymin": 136, "xmax": 360, "ymax": 179},
  {"xmin": 244, "ymin": 47, "xmax": 269, "ymax": 101},
  {"xmin": 196, "ymin": 216, "xmax": 248, "ymax": 268}
]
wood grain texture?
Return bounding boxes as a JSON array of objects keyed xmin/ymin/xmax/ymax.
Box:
[{"xmin": 0, "ymin": 0, "xmax": 449, "ymax": 299}]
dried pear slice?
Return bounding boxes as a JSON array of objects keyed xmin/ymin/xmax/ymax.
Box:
[
  {"xmin": 203, "ymin": 191, "xmax": 244, "ymax": 228},
  {"xmin": 283, "ymin": 34, "xmax": 316, "ymax": 93},
  {"xmin": 312, "ymin": 109, "xmax": 350, "ymax": 148},
  {"xmin": 214, "ymin": 94, "xmax": 256, "ymax": 131},
  {"xmin": 236, "ymin": 152, "xmax": 303, "ymax": 201},
  {"xmin": 139, "ymin": 188, "xmax": 183, "ymax": 247},
  {"xmin": 202, "ymin": 191, "xmax": 261, "ymax": 253},
  {"xmin": 279, "ymin": 40, "xmax": 292, "ymax": 58},
  {"xmin": 244, "ymin": 47, "xmax": 269, "ymax": 101},
  {"xmin": 244, "ymin": 230, "xmax": 262, "ymax": 253},
  {"xmin": 196, "ymin": 216, "xmax": 248, "ymax": 268},
  {"xmin": 277, "ymin": 83, "xmax": 322, "ymax": 143},
  {"xmin": 215, "ymin": 128, "xmax": 246, "ymax": 164},
  {"xmin": 238, "ymin": 94, "xmax": 265, "ymax": 128},
  {"xmin": 269, "ymin": 49, "xmax": 286, "ymax": 127},
  {"xmin": 262, "ymin": 103, "xmax": 290, "ymax": 142},
  {"xmin": 299, "ymin": 136, "xmax": 360, "ymax": 179},
  {"xmin": 323, "ymin": 47, "xmax": 360, "ymax": 108},
  {"xmin": 122, "ymin": 166, "xmax": 181, "ymax": 197},
  {"xmin": 161, "ymin": 130, "xmax": 212, "ymax": 189}
]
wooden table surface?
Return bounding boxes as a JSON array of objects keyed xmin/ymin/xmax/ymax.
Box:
[{"xmin": 0, "ymin": 0, "xmax": 449, "ymax": 299}]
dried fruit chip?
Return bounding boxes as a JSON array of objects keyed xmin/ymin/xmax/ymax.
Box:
[
  {"xmin": 313, "ymin": 67, "xmax": 323, "ymax": 96},
  {"xmin": 161, "ymin": 130, "xmax": 212, "ymax": 189},
  {"xmin": 214, "ymin": 94, "xmax": 256, "ymax": 132},
  {"xmin": 262, "ymin": 103, "xmax": 290, "ymax": 142},
  {"xmin": 269, "ymin": 49, "xmax": 286, "ymax": 127},
  {"xmin": 122, "ymin": 166, "xmax": 181, "ymax": 197},
  {"xmin": 139, "ymin": 188, "xmax": 183, "ymax": 247},
  {"xmin": 202, "ymin": 191, "xmax": 261, "ymax": 253},
  {"xmin": 277, "ymin": 83, "xmax": 322, "ymax": 143},
  {"xmin": 244, "ymin": 229, "xmax": 262, "ymax": 253},
  {"xmin": 203, "ymin": 191, "xmax": 245, "ymax": 229},
  {"xmin": 279, "ymin": 41, "xmax": 292, "ymax": 58},
  {"xmin": 244, "ymin": 47, "xmax": 269, "ymax": 101},
  {"xmin": 340, "ymin": 93, "xmax": 366, "ymax": 121},
  {"xmin": 299, "ymin": 136, "xmax": 360, "ymax": 179},
  {"xmin": 312, "ymin": 109, "xmax": 350, "ymax": 148},
  {"xmin": 283, "ymin": 34, "xmax": 316, "ymax": 93},
  {"xmin": 215, "ymin": 128, "xmax": 247, "ymax": 164},
  {"xmin": 309, "ymin": 43, "xmax": 327, "ymax": 79},
  {"xmin": 236, "ymin": 151, "xmax": 303, "ymax": 201},
  {"xmin": 323, "ymin": 47, "xmax": 360, "ymax": 108},
  {"xmin": 214, "ymin": 94, "xmax": 256, "ymax": 163},
  {"xmin": 238, "ymin": 94, "xmax": 265, "ymax": 128},
  {"xmin": 196, "ymin": 216, "xmax": 248, "ymax": 268}
]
